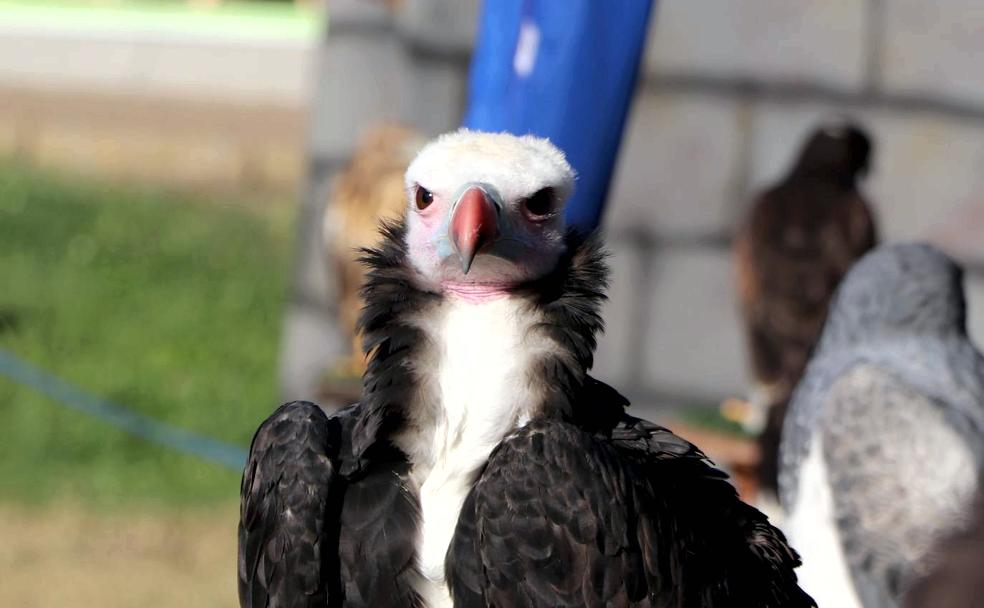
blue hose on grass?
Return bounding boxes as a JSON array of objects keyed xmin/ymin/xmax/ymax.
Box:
[{"xmin": 0, "ymin": 347, "xmax": 247, "ymax": 471}]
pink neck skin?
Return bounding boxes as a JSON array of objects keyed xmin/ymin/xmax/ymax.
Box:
[{"xmin": 441, "ymin": 280, "xmax": 513, "ymax": 303}]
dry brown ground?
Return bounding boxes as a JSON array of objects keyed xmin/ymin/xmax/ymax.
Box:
[
  {"xmin": 0, "ymin": 502, "xmax": 239, "ymax": 608},
  {"xmin": 0, "ymin": 85, "xmax": 305, "ymax": 195}
]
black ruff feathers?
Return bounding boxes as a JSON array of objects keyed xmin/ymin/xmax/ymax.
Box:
[{"xmin": 355, "ymin": 219, "xmax": 612, "ymax": 438}]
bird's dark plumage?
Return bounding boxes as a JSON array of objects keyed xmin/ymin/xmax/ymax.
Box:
[
  {"xmin": 239, "ymin": 400, "xmax": 425, "ymax": 608},
  {"xmin": 238, "ymin": 401, "xmax": 342, "ymax": 607},
  {"xmin": 449, "ymin": 415, "xmax": 810, "ymax": 607},
  {"xmin": 734, "ymin": 121, "xmax": 878, "ymax": 494},
  {"xmin": 241, "ymin": 130, "xmax": 813, "ymax": 607}
]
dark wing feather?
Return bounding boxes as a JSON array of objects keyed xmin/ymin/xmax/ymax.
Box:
[
  {"xmin": 336, "ymin": 461, "xmax": 424, "ymax": 608},
  {"xmin": 238, "ymin": 401, "xmax": 342, "ymax": 608},
  {"xmin": 450, "ymin": 416, "xmax": 814, "ymax": 607},
  {"xmin": 617, "ymin": 416, "xmax": 813, "ymax": 606},
  {"xmin": 238, "ymin": 400, "xmax": 423, "ymax": 608},
  {"xmin": 447, "ymin": 489, "xmax": 485, "ymax": 607},
  {"xmin": 451, "ymin": 420, "xmax": 639, "ymax": 607}
]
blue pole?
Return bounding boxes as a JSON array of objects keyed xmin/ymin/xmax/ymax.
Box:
[{"xmin": 463, "ymin": 0, "xmax": 655, "ymax": 233}]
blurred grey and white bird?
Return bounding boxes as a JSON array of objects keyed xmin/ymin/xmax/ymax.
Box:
[{"xmin": 779, "ymin": 243, "xmax": 984, "ymax": 608}]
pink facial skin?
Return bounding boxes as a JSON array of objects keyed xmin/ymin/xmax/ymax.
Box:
[
  {"xmin": 441, "ymin": 281, "xmax": 513, "ymax": 303},
  {"xmin": 404, "ymin": 188, "xmax": 449, "ymax": 288},
  {"xmin": 404, "ymin": 181, "xmax": 567, "ymax": 298}
]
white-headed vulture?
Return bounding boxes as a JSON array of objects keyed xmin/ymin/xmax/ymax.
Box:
[{"xmin": 240, "ymin": 130, "xmax": 815, "ymax": 608}]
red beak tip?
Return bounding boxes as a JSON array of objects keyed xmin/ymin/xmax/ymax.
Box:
[{"xmin": 450, "ymin": 187, "xmax": 498, "ymax": 274}]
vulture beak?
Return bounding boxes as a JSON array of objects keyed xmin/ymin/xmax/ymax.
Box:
[{"xmin": 450, "ymin": 185, "xmax": 500, "ymax": 274}]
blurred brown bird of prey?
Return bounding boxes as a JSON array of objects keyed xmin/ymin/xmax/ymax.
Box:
[
  {"xmin": 733, "ymin": 121, "xmax": 878, "ymax": 496},
  {"xmin": 323, "ymin": 124, "xmax": 424, "ymax": 375}
]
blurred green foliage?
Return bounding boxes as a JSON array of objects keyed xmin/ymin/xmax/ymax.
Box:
[
  {"xmin": 0, "ymin": 162, "xmax": 295, "ymax": 507},
  {"xmin": 677, "ymin": 406, "xmax": 751, "ymax": 438}
]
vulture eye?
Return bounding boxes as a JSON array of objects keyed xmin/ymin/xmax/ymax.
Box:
[
  {"xmin": 415, "ymin": 186, "xmax": 434, "ymax": 210},
  {"xmin": 522, "ymin": 188, "xmax": 555, "ymax": 221}
]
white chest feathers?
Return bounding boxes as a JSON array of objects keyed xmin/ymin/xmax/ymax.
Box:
[
  {"xmin": 405, "ymin": 296, "xmax": 550, "ymax": 606},
  {"xmin": 787, "ymin": 438, "xmax": 863, "ymax": 608}
]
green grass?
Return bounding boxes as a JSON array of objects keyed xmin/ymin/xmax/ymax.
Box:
[
  {"xmin": 0, "ymin": 0, "xmax": 323, "ymax": 42},
  {"xmin": 0, "ymin": 162, "xmax": 295, "ymax": 507}
]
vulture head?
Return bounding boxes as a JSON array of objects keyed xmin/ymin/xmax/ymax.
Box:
[{"xmin": 402, "ymin": 129, "xmax": 575, "ymax": 295}]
